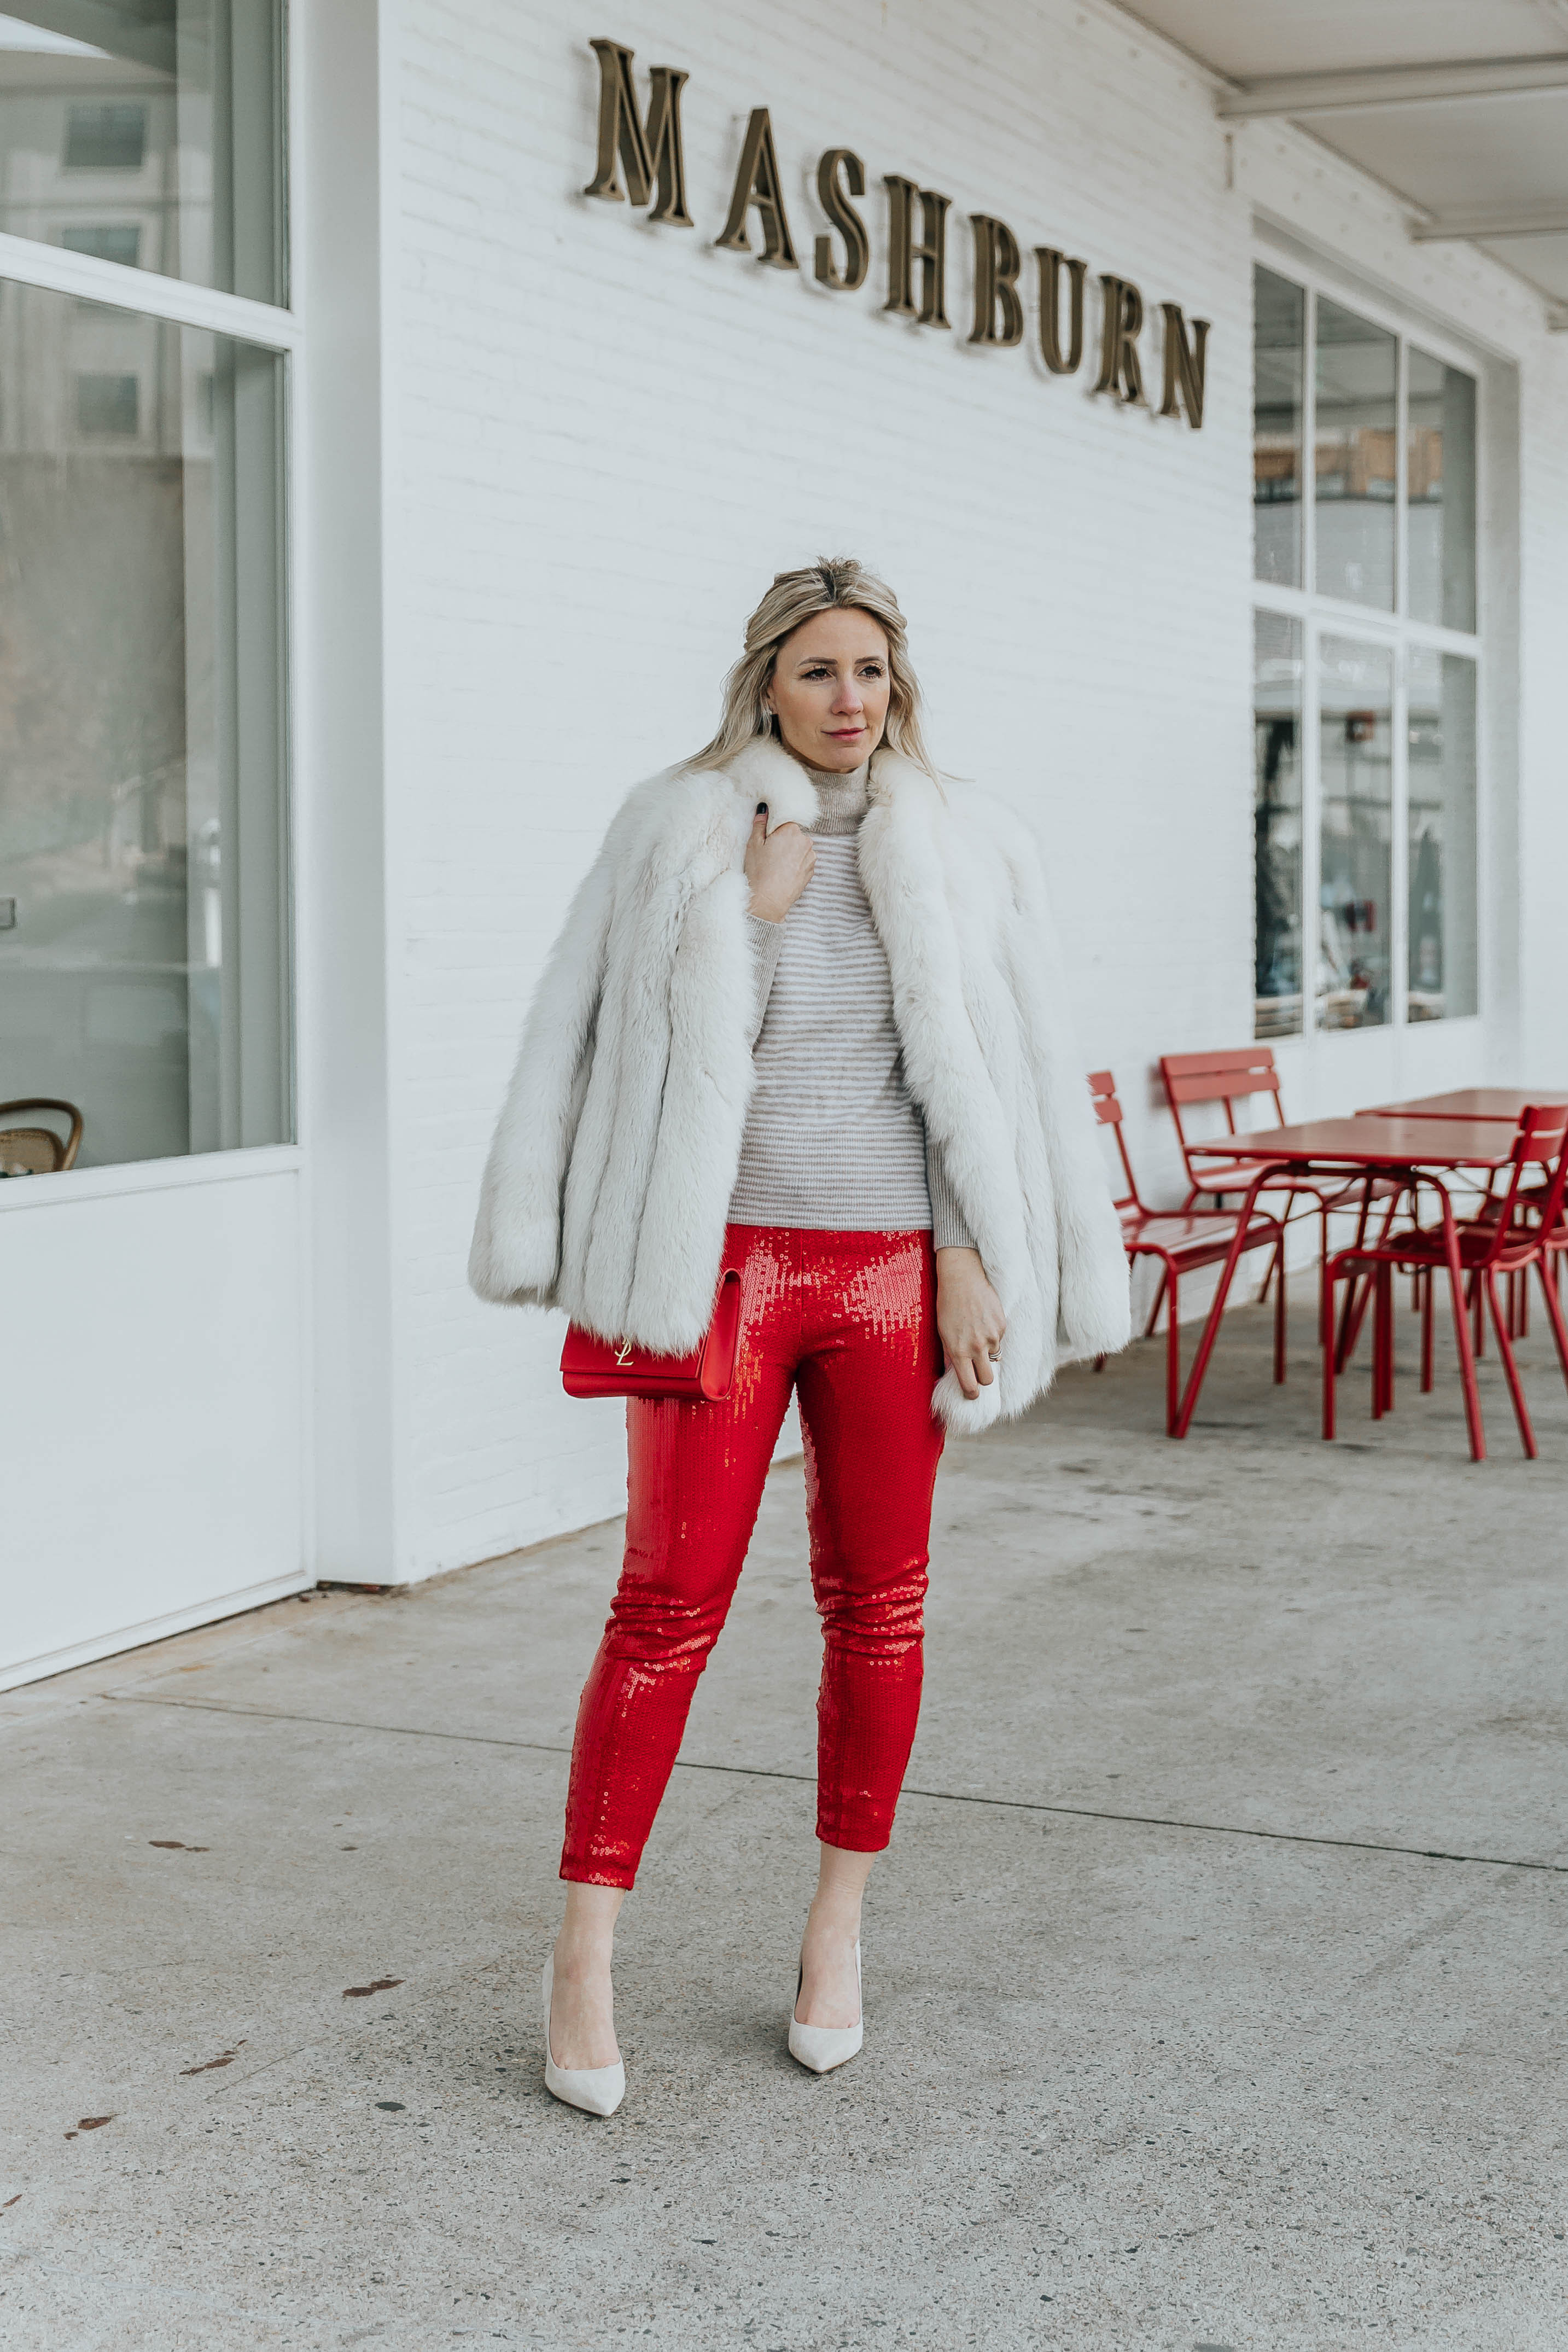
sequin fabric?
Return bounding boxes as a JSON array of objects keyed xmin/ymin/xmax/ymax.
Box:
[{"xmin": 559, "ymin": 1225, "xmax": 947, "ymax": 1888}]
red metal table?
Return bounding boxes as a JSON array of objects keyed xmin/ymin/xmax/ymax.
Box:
[
  {"xmin": 1186, "ymin": 1116, "xmax": 1564, "ymax": 1458},
  {"xmin": 1356, "ymin": 1088, "xmax": 1568, "ymax": 1122}
]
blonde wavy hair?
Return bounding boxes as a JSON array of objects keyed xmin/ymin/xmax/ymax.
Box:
[{"xmin": 689, "ymin": 557, "xmax": 940, "ymax": 782}]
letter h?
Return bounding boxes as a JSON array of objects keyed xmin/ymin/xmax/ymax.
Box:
[{"xmin": 884, "ymin": 176, "xmax": 952, "ymax": 328}]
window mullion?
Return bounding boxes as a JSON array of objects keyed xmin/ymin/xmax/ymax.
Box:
[
  {"xmin": 1302, "ymin": 287, "xmax": 1316, "ymax": 599},
  {"xmin": 1391, "ymin": 642, "xmax": 1410, "ymax": 1043},
  {"xmin": 1395, "ymin": 334, "xmax": 1408, "ymax": 624},
  {"xmin": 1302, "ymin": 621, "xmax": 1322, "ymax": 1081}
]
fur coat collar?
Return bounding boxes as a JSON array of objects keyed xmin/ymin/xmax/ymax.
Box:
[{"xmin": 469, "ymin": 735, "xmax": 1130, "ymax": 1431}]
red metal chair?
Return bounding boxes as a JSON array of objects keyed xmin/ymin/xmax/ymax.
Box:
[
  {"xmin": 1158, "ymin": 1048, "xmax": 1398, "ymax": 1339},
  {"xmin": 1089, "ymin": 1071, "xmax": 1287, "ymax": 1439},
  {"xmin": 1321, "ymin": 1103, "xmax": 1568, "ymax": 1462}
]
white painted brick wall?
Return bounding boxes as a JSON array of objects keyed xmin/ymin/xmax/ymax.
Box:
[{"xmin": 377, "ymin": 0, "xmax": 1568, "ymax": 1581}]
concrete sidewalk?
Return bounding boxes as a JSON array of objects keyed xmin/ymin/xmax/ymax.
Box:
[{"xmin": 4, "ymin": 1294, "xmax": 1566, "ymax": 2350}]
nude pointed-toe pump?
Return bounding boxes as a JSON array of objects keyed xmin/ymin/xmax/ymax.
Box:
[
  {"xmin": 788, "ymin": 1941, "xmax": 863, "ymax": 2074},
  {"xmin": 542, "ymin": 1955, "xmax": 625, "ymax": 2117}
]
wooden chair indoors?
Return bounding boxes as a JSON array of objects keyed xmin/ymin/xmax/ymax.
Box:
[
  {"xmin": 1089, "ymin": 1070, "xmax": 1287, "ymax": 1439},
  {"xmin": 0, "ymin": 1098, "xmax": 84, "ymax": 1176}
]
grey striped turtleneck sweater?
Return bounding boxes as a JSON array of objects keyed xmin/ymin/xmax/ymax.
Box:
[{"xmin": 727, "ymin": 761, "xmax": 975, "ymax": 1249}]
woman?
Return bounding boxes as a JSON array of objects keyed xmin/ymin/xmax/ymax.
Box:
[{"xmin": 470, "ymin": 559, "xmax": 1129, "ymax": 2115}]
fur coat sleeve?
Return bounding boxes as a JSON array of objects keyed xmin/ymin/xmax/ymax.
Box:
[{"xmin": 469, "ymin": 736, "xmax": 1130, "ymax": 1434}]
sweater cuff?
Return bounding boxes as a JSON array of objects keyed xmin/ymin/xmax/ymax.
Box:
[
  {"xmin": 926, "ymin": 1137, "xmax": 977, "ymax": 1252},
  {"xmin": 745, "ymin": 913, "xmax": 785, "ymax": 1045}
]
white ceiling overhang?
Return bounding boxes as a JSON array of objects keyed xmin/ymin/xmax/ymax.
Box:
[{"xmin": 1118, "ymin": 1, "xmax": 1568, "ymax": 325}]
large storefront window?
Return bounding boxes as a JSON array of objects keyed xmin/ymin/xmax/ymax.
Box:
[
  {"xmin": 0, "ymin": 7, "xmax": 289, "ymax": 1177},
  {"xmin": 1253, "ymin": 611, "xmax": 1303, "ymax": 1038},
  {"xmin": 1251, "ymin": 261, "xmax": 1481, "ymax": 1040},
  {"xmin": 1318, "ymin": 638, "xmax": 1393, "ymax": 1031},
  {"xmin": 0, "ymin": 3, "xmax": 285, "ymax": 304},
  {"xmin": 1253, "ymin": 269, "xmax": 1304, "ymax": 590},
  {"xmin": 1407, "ymin": 650, "xmax": 1478, "ymax": 1022}
]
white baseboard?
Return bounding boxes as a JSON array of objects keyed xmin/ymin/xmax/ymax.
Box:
[{"xmin": 0, "ymin": 1571, "xmax": 315, "ymax": 1693}]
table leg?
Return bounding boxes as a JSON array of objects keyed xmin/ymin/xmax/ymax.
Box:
[
  {"xmin": 1173, "ymin": 1222, "xmax": 1260, "ymax": 1442},
  {"xmin": 1420, "ymin": 1267, "xmax": 1434, "ymax": 1392},
  {"xmin": 1535, "ymin": 1250, "xmax": 1568, "ymax": 1390},
  {"xmin": 1438, "ymin": 1184, "xmax": 1485, "ymax": 1462},
  {"xmin": 1485, "ymin": 1270, "xmax": 1536, "ymax": 1458}
]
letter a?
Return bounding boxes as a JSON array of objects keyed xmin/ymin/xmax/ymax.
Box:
[{"xmin": 715, "ymin": 109, "xmax": 799, "ymax": 268}]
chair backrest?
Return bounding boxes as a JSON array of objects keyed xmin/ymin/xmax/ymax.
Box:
[
  {"xmin": 1087, "ymin": 1070, "xmax": 1143, "ymax": 1216},
  {"xmin": 1495, "ymin": 1102, "xmax": 1568, "ymax": 1251},
  {"xmin": 0, "ymin": 1098, "xmax": 84, "ymax": 1175},
  {"xmin": 1159, "ymin": 1048, "xmax": 1285, "ymax": 1174}
]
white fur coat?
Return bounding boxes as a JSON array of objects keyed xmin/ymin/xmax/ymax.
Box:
[{"xmin": 469, "ymin": 736, "xmax": 1130, "ymax": 1432}]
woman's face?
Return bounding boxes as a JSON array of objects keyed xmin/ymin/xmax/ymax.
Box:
[{"xmin": 764, "ymin": 608, "xmax": 891, "ymax": 773}]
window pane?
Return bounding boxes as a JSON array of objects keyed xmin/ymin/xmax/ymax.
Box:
[
  {"xmin": 1254, "ymin": 266, "xmax": 1304, "ymax": 588},
  {"xmin": 1315, "ymin": 298, "xmax": 1396, "ymax": 610},
  {"xmin": 1254, "ymin": 611, "xmax": 1303, "ymax": 1038},
  {"xmin": 1407, "ymin": 651, "xmax": 1478, "ymax": 1021},
  {"xmin": 1318, "ymin": 636, "xmax": 1392, "ymax": 1031},
  {"xmin": 0, "ymin": 4, "xmax": 285, "ymax": 304},
  {"xmin": 0, "ymin": 277, "xmax": 289, "ymax": 1171},
  {"xmin": 1407, "ymin": 348, "xmax": 1477, "ymax": 632}
]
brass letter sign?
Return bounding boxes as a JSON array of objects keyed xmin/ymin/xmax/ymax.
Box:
[
  {"xmin": 1094, "ymin": 273, "xmax": 1146, "ymax": 405},
  {"xmin": 969, "ymin": 216, "xmax": 1024, "ymax": 347},
  {"xmin": 581, "ymin": 39, "xmax": 1210, "ymax": 429},
  {"xmin": 584, "ymin": 38, "xmax": 693, "ymax": 226},
  {"xmin": 883, "ymin": 176, "xmax": 951, "ymax": 328},
  {"xmin": 814, "ymin": 149, "xmax": 869, "ymax": 292},
  {"xmin": 1035, "ymin": 248, "xmax": 1086, "ymax": 374},
  {"xmin": 1159, "ymin": 302, "xmax": 1208, "ymax": 428},
  {"xmin": 715, "ymin": 107, "xmax": 798, "ymax": 267}
]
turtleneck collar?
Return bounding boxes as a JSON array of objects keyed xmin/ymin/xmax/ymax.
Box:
[{"xmin": 802, "ymin": 760, "xmax": 870, "ymax": 836}]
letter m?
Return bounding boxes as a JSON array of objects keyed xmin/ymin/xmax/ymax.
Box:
[{"xmin": 583, "ymin": 39, "xmax": 693, "ymax": 228}]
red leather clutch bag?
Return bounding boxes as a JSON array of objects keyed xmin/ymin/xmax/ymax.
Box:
[{"xmin": 560, "ymin": 1269, "xmax": 744, "ymax": 1402}]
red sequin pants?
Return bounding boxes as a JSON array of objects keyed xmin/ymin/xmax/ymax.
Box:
[{"xmin": 559, "ymin": 1226, "xmax": 946, "ymax": 1889}]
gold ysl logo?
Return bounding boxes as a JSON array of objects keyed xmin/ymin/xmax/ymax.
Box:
[{"xmin": 614, "ymin": 1338, "xmax": 633, "ymax": 1366}]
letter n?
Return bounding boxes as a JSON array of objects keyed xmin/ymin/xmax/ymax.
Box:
[
  {"xmin": 583, "ymin": 39, "xmax": 693, "ymax": 228},
  {"xmin": 1159, "ymin": 302, "xmax": 1209, "ymax": 429}
]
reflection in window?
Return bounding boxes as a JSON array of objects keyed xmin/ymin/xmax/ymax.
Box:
[
  {"xmin": 64, "ymin": 101, "xmax": 146, "ymax": 171},
  {"xmin": 1318, "ymin": 637, "xmax": 1393, "ymax": 1031},
  {"xmin": 0, "ymin": 278, "xmax": 290, "ymax": 1170},
  {"xmin": 1254, "ymin": 267, "xmax": 1304, "ymax": 588},
  {"xmin": 62, "ymin": 222, "xmax": 141, "ymax": 269},
  {"xmin": 1407, "ymin": 652, "xmax": 1478, "ymax": 1022},
  {"xmin": 75, "ymin": 371, "xmax": 139, "ymax": 434},
  {"xmin": 1315, "ymin": 298, "xmax": 1397, "ymax": 610},
  {"xmin": 1407, "ymin": 348, "xmax": 1477, "ymax": 632},
  {"xmin": 1254, "ymin": 612, "xmax": 1303, "ymax": 1039},
  {"xmin": 0, "ymin": 5, "xmax": 284, "ymax": 303}
]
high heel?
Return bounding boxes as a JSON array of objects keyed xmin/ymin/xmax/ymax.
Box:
[
  {"xmin": 542, "ymin": 1954, "xmax": 625, "ymax": 2116},
  {"xmin": 788, "ymin": 1940, "xmax": 863, "ymax": 2074}
]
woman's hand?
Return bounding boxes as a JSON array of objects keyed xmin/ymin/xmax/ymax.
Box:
[
  {"xmin": 936, "ymin": 1247, "xmax": 1006, "ymax": 1400},
  {"xmin": 745, "ymin": 807, "xmax": 814, "ymax": 923}
]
